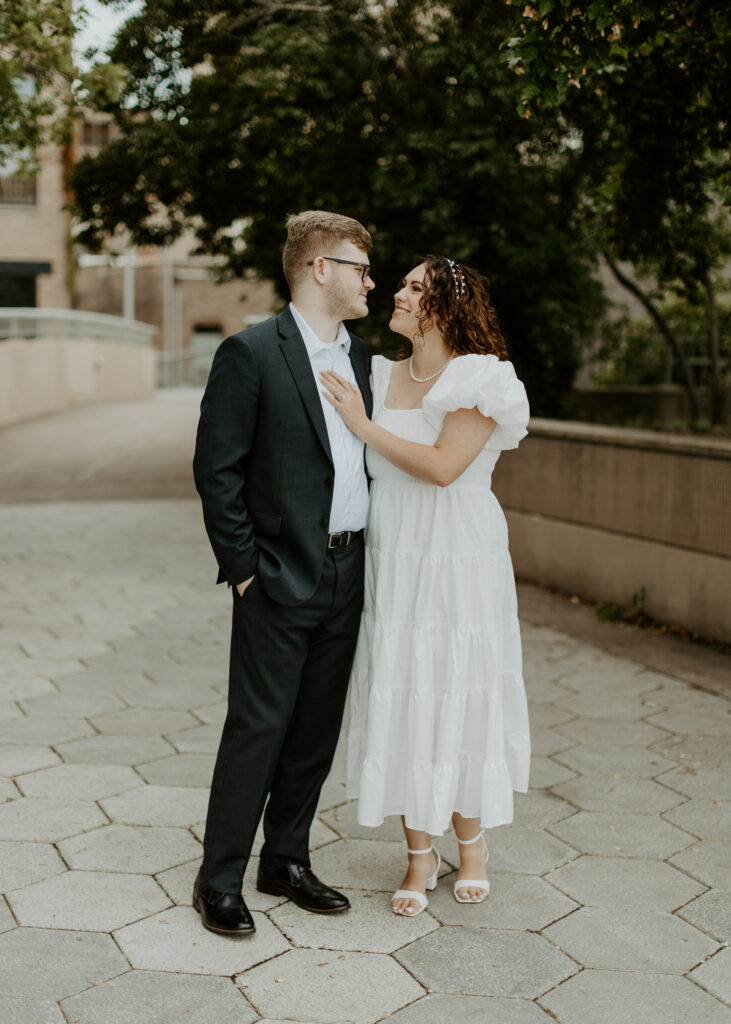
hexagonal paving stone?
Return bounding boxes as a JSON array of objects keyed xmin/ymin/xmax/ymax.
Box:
[
  {"xmin": 556, "ymin": 691, "xmax": 663, "ymax": 721},
  {"xmin": 115, "ymin": 904, "xmax": 289, "ymax": 974},
  {"xmin": 317, "ymin": 779, "xmax": 348, "ymax": 812},
  {"xmin": 441, "ymin": 825, "xmax": 576, "ymax": 876},
  {"xmin": 16, "ymin": 763, "xmax": 143, "ymax": 801},
  {"xmin": 0, "ymin": 796, "xmax": 106, "ymax": 841},
  {"xmin": 59, "ymin": 823, "xmax": 201, "ymax": 874},
  {"xmin": 57, "ymin": 734, "xmax": 175, "ymax": 766},
  {"xmin": 528, "ymin": 756, "xmax": 576, "ymax": 790},
  {"xmin": 539, "ymin": 969, "xmax": 731, "ymax": 1024},
  {"xmin": 0, "ymin": 777, "xmax": 19, "ymax": 802},
  {"xmin": 428, "ymin": 870, "xmax": 577, "ymax": 931},
  {"xmin": 677, "ymin": 889, "xmax": 731, "ymax": 942},
  {"xmin": 549, "ymin": 810, "xmax": 694, "ymax": 859},
  {"xmin": 53, "ymin": 670, "xmax": 151, "ymax": 695},
  {"xmin": 0, "ymin": 927, "xmax": 128, "ymax": 1002},
  {"xmin": 0, "ymin": 701, "xmax": 24, "ymax": 722},
  {"xmin": 524, "ymin": 703, "xmax": 575, "ymax": 729},
  {"xmin": 550, "ymin": 776, "xmax": 684, "ymax": 815},
  {"xmin": 101, "ymin": 785, "xmax": 209, "ymax": 827},
  {"xmin": 546, "ymin": 855, "xmax": 705, "ymax": 912},
  {"xmin": 669, "ymin": 840, "xmax": 731, "ymax": 888},
  {"xmin": 689, "ymin": 946, "xmax": 731, "ymax": 1004},
  {"xmin": 0, "ymin": 743, "xmax": 60, "ymax": 776},
  {"xmin": 396, "ymin": 927, "xmax": 576, "ymax": 998},
  {"xmin": 167, "ymin": 642, "xmax": 221, "ymax": 667},
  {"xmin": 647, "ymin": 693, "xmax": 731, "ymax": 737},
  {"xmin": 525, "ymin": 677, "xmax": 575, "ymax": 703},
  {"xmin": 0, "ymin": 896, "xmax": 15, "ymax": 933},
  {"xmin": 61, "ymin": 970, "xmax": 257, "ymax": 1024},
  {"xmin": 241, "ymin": 948, "xmax": 424, "ymax": 1024},
  {"xmin": 0, "ymin": 840, "xmax": 66, "ymax": 892},
  {"xmin": 0, "ymin": 676, "xmax": 56, "ymax": 702},
  {"xmin": 116, "ymin": 681, "xmax": 223, "ymax": 711},
  {"xmin": 192, "ymin": 701, "xmax": 226, "ymax": 726},
  {"xmin": 0, "ymin": 715, "xmax": 94, "ymax": 746},
  {"xmin": 653, "ymin": 734, "xmax": 729, "ymax": 767},
  {"xmin": 529, "ymin": 727, "xmax": 576, "ymax": 758},
  {"xmin": 269, "ymin": 887, "xmax": 438, "ymax": 952},
  {"xmin": 310, "ymin": 839, "xmax": 450, "ymax": 892},
  {"xmin": 386, "ymin": 993, "xmax": 556, "ymax": 1024},
  {"xmin": 89, "ymin": 707, "xmax": 198, "ymax": 737},
  {"xmin": 319, "ymin": 800, "xmax": 407, "ymax": 842},
  {"xmin": 512, "ymin": 791, "xmax": 576, "ymax": 828},
  {"xmin": 554, "ymin": 717, "xmax": 669, "ymax": 748},
  {"xmin": 145, "ymin": 664, "xmax": 225, "ymax": 688},
  {"xmin": 544, "ymin": 905, "xmax": 718, "ymax": 972},
  {"xmin": 19, "ymin": 690, "xmax": 124, "ymax": 717},
  {"xmin": 0, "ymin": 994, "xmax": 66, "ymax": 1023},
  {"xmin": 657, "ymin": 766, "xmax": 731, "ymax": 801},
  {"xmin": 136, "ymin": 752, "xmax": 215, "ymax": 787},
  {"xmin": 554, "ymin": 743, "xmax": 676, "ymax": 778},
  {"xmin": 166, "ymin": 724, "xmax": 220, "ymax": 753},
  {"xmin": 0, "ymin": 657, "xmax": 83, "ymax": 682},
  {"xmin": 8, "ymin": 870, "xmax": 171, "ymax": 931},
  {"xmin": 663, "ymin": 799, "xmax": 731, "ymax": 840}
]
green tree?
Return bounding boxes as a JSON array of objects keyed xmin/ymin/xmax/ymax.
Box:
[
  {"xmin": 0, "ymin": 0, "xmax": 76, "ymax": 165},
  {"xmin": 71, "ymin": 0, "xmax": 605, "ymax": 415},
  {"xmin": 505, "ymin": 1, "xmax": 731, "ymax": 423}
]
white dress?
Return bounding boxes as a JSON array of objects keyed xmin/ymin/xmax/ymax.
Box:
[{"xmin": 343, "ymin": 353, "xmax": 531, "ymax": 836}]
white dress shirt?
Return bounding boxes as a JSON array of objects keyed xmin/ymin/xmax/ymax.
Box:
[{"xmin": 289, "ymin": 303, "xmax": 369, "ymax": 533}]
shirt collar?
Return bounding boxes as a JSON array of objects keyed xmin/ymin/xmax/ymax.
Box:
[{"xmin": 289, "ymin": 302, "xmax": 352, "ymax": 356}]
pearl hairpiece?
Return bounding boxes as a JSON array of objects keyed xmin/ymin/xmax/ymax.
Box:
[{"xmin": 446, "ymin": 258, "xmax": 466, "ymax": 300}]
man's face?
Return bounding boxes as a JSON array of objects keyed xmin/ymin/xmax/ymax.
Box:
[{"xmin": 321, "ymin": 241, "xmax": 375, "ymax": 321}]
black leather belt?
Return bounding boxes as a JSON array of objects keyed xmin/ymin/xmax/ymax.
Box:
[{"xmin": 327, "ymin": 530, "xmax": 362, "ymax": 549}]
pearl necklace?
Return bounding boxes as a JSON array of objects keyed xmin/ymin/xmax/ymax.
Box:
[{"xmin": 409, "ymin": 353, "xmax": 453, "ymax": 383}]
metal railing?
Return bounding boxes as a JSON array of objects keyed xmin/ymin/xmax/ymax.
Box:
[{"xmin": 0, "ymin": 308, "xmax": 156, "ymax": 347}]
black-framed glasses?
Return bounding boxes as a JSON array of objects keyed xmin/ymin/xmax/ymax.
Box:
[{"xmin": 306, "ymin": 256, "xmax": 371, "ymax": 282}]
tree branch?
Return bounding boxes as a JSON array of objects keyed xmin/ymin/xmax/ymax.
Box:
[{"xmin": 604, "ymin": 256, "xmax": 701, "ymax": 421}]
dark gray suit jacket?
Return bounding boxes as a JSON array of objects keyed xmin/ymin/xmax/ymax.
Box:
[{"xmin": 193, "ymin": 306, "xmax": 373, "ymax": 607}]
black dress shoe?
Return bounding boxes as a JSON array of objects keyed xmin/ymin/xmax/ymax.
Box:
[
  {"xmin": 257, "ymin": 860, "xmax": 350, "ymax": 914},
  {"xmin": 193, "ymin": 872, "xmax": 255, "ymax": 936}
]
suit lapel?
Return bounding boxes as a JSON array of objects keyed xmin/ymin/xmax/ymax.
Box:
[
  {"xmin": 278, "ymin": 308, "xmax": 333, "ymax": 466},
  {"xmin": 347, "ymin": 335, "xmax": 373, "ymax": 417}
]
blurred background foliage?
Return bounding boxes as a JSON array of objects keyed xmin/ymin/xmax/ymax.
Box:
[{"xmin": 5, "ymin": 1, "xmax": 728, "ymax": 422}]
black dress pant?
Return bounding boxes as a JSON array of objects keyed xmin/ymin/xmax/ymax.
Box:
[{"xmin": 200, "ymin": 537, "xmax": 364, "ymax": 893}]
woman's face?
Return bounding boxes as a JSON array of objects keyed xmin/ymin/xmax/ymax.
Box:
[{"xmin": 390, "ymin": 263, "xmax": 427, "ymax": 339}]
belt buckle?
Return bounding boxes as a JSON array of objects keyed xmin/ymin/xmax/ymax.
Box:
[{"xmin": 328, "ymin": 531, "xmax": 350, "ymax": 549}]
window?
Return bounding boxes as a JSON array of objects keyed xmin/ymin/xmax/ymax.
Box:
[
  {"xmin": 82, "ymin": 122, "xmax": 111, "ymax": 148},
  {"xmin": 0, "ymin": 275, "xmax": 36, "ymax": 307},
  {"xmin": 0, "ymin": 174, "xmax": 36, "ymax": 205}
]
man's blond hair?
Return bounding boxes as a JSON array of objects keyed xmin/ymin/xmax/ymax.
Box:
[{"xmin": 282, "ymin": 210, "xmax": 372, "ymax": 290}]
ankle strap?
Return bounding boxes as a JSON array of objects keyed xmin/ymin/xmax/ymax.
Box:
[
  {"xmin": 456, "ymin": 830, "xmax": 485, "ymax": 846},
  {"xmin": 406, "ymin": 845, "xmax": 434, "ymax": 855}
]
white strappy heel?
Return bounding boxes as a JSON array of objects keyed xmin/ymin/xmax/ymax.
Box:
[
  {"xmin": 392, "ymin": 845, "xmax": 441, "ymax": 917},
  {"xmin": 454, "ymin": 830, "xmax": 490, "ymax": 903}
]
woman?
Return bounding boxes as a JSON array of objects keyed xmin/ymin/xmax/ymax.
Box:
[{"xmin": 321, "ymin": 255, "xmax": 530, "ymax": 916}]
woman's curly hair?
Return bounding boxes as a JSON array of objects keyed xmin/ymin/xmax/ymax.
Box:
[{"xmin": 408, "ymin": 254, "xmax": 509, "ymax": 360}]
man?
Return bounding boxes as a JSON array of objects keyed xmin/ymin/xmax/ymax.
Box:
[{"xmin": 192, "ymin": 210, "xmax": 374, "ymax": 936}]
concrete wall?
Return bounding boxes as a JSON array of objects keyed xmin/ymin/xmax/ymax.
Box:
[
  {"xmin": 492, "ymin": 419, "xmax": 731, "ymax": 642},
  {"xmin": 0, "ymin": 338, "xmax": 155, "ymax": 427}
]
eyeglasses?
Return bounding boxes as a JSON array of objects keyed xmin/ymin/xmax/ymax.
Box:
[{"xmin": 306, "ymin": 256, "xmax": 371, "ymax": 282}]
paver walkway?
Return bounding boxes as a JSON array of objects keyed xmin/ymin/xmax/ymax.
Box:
[{"xmin": 0, "ymin": 395, "xmax": 729, "ymax": 1024}]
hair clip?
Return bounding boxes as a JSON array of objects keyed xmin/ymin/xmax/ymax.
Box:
[{"xmin": 446, "ymin": 258, "xmax": 466, "ymax": 299}]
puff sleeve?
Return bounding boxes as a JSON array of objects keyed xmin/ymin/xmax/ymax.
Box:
[{"xmin": 422, "ymin": 353, "xmax": 529, "ymax": 451}]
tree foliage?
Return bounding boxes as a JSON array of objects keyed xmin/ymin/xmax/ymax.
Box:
[
  {"xmin": 504, "ymin": 1, "xmax": 731, "ymax": 421},
  {"xmin": 0, "ymin": 0, "xmax": 76, "ymax": 164},
  {"xmin": 71, "ymin": 0, "xmax": 605, "ymax": 415}
]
